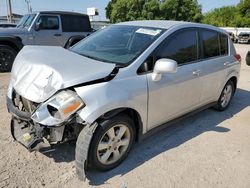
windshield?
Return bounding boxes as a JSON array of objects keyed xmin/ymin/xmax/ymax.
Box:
[
  {"xmin": 71, "ymin": 25, "xmax": 164, "ymax": 66},
  {"xmin": 17, "ymin": 14, "xmax": 36, "ymax": 28}
]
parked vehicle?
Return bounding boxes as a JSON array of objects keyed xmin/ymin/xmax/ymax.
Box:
[
  {"xmin": 246, "ymin": 51, "xmax": 250, "ymax": 65},
  {"xmin": 7, "ymin": 20, "xmax": 241, "ymax": 180},
  {"xmin": 0, "ymin": 11, "xmax": 92, "ymax": 72},
  {"xmin": 91, "ymin": 21, "xmax": 111, "ymax": 31},
  {"xmin": 0, "ymin": 23, "xmax": 16, "ymax": 28},
  {"xmin": 238, "ymin": 32, "xmax": 250, "ymax": 44}
]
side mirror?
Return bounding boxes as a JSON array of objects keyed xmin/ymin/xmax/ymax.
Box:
[
  {"xmin": 35, "ymin": 22, "xmax": 41, "ymax": 31},
  {"xmin": 246, "ymin": 51, "xmax": 250, "ymax": 66},
  {"xmin": 152, "ymin": 58, "xmax": 177, "ymax": 82}
]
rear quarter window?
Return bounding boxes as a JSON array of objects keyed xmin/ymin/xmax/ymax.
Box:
[
  {"xmin": 201, "ymin": 30, "xmax": 220, "ymax": 58},
  {"xmin": 219, "ymin": 34, "xmax": 228, "ymax": 56},
  {"xmin": 61, "ymin": 15, "xmax": 91, "ymax": 32}
]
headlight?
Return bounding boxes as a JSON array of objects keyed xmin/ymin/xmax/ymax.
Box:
[{"xmin": 31, "ymin": 90, "xmax": 85, "ymax": 126}]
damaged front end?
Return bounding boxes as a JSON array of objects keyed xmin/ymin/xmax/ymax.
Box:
[
  {"xmin": 7, "ymin": 88, "xmax": 87, "ymax": 151},
  {"xmin": 8, "ymin": 91, "xmax": 44, "ymax": 150},
  {"xmin": 7, "ymin": 88, "xmax": 97, "ymax": 180}
]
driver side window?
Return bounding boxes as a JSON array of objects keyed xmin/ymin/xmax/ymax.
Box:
[
  {"xmin": 155, "ymin": 29, "xmax": 198, "ymax": 66},
  {"xmin": 138, "ymin": 28, "xmax": 198, "ymax": 74},
  {"xmin": 37, "ymin": 15, "xmax": 59, "ymax": 30}
]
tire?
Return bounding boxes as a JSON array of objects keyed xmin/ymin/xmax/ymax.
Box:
[
  {"xmin": 76, "ymin": 115, "xmax": 135, "ymax": 172},
  {"xmin": 246, "ymin": 51, "xmax": 250, "ymax": 66},
  {"xmin": 215, "ymin": 80, "xmax": 234, "ymax": 111},
  {"xmin": 0, "ymin": 45, "xmax": 17, "ymax": 72}
]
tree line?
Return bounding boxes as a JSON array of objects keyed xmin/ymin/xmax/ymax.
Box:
[{"xmin": 106, "ymin": 0, "xmax": 250, "ymax": 27}]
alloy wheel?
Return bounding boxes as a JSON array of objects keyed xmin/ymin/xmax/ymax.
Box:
[
  {"xmin": 97, "ymin": 124, "xmax": 131, "ymax": 165},
  {"xmin": 221, "ymin": 84, "xmax": 233, "ymax": 108}
]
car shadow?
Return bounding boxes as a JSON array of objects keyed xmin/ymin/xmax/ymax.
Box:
[{"xmin": 41, "ymin": 88, "xmax": 250, "ymax": 185}]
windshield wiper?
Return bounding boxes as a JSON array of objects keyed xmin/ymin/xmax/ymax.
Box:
[
  {"xmin": 77, "ymin": 53, "xmax": 117, "ymax": 64},
  {"xmin": 115, "ymin": 64, "xmax": 126, "ymax": 68}
]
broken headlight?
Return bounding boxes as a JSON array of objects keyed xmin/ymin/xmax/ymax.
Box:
[{"xmin": 31, "ymin": 90, "xmax": 85, "ymax": 126}]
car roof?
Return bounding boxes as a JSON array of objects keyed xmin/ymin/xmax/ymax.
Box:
[
  {"xmin": 117, "ymin": 20, "xmax": 189, "ymax": 29},
  {"xmin": 32, "ymin": 11, "xmax": 89, "ymax": 17},
  {"xmin": 117, "ymin": 20, "xmax": 227, "ymax": 34}
]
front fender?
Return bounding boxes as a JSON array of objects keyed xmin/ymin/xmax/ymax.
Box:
[
  {"xmin": 74, "ymin": 75, "xmax": 148, "ymax": 134},
  {"xmin": 0, "ymin": 36, "xmax": 23, "ymax": 51}
]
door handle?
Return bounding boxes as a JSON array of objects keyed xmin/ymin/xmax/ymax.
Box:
[
  {"xmin": 54, "ymin": 34, "xmax": 62, "ymax": 37},
  {"xmin": 193, "ymin": 70, "xmax": 201, "ymax": 76},
  {"xmin": 224, "ymin": 62, "xmax": 236, "ymax": 67}
]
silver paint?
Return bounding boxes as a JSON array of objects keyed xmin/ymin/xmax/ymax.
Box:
[
  {"xmin": 11, "ymin": 46, "xmax": 115, "ymax": 103},
  {"xmin": 9, "ymin": 20, "xmax": 241, "ymax": 134}
]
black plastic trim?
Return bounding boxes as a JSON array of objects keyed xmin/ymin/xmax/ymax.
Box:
[{"xmin": 7, "ymin": 97, "xmax": 31, "ymax": 121}]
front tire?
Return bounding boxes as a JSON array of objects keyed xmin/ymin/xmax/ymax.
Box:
[
  {"xmin": 82, "ymin": 115, "xmax": 135, "ymax": 172},
  {"xmin": 0, "ymin": 45, "xmax": 17, "ymax": 72},
  {"xmin": 215, "ymin": 80, "xmax": 234, "ymax": 111}
]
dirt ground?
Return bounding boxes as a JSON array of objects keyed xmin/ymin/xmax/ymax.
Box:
[{"xmin": 0, "ymin": 44, "xmax": 250, "ymax": 188}]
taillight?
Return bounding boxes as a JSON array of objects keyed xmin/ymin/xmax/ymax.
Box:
[{"xmin": 234, "ymin": 54, "xmax": 241, "ymax": 63}]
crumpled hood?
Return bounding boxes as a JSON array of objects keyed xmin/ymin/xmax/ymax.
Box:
[
  {"xmin": 0, "ymin": 27, "xmax": 28, "ymax": 35},
  {"xmin": 11, "ymin": 46, "xmax": 116, "ymax": 103}
]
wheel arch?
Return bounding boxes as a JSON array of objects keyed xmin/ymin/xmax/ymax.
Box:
[
  {"xmin": 64, "ymin": 35, "xmax": 85, "ymax": 49},
  {"xmin": 0, "ymin": 36, "xmax": 23, "ymax": 52},
  {"xmin": 95, "ymin": 107, "xmax": 143, "ymax": 142},
  {"xmin": 229, "ymin": 76, "xmax": 237, "ymax": 94}
]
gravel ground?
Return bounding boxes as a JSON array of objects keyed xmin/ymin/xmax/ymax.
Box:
[{"xmin": 0, "ymin": 44, "xmax": 250, "ymax": 188}]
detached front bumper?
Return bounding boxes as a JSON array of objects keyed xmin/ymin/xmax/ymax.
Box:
[
  {"xmin": 7, "ymin": 95, "xmax": 66, "ymax": 151},
  {"xmin": 7, "ymin": 96, "xmax": 46, "ymax": 150},
  {"xmin": 7, "ymin": 94, "xmax": 97, "ymax": 181},
  {"xmin": 10, "ymin": 117, "xmax": 45, "ymax": 150}
]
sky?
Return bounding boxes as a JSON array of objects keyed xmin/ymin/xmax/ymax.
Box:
[{"xmin": 0, "ymin": 0, "xmax": 241, "ymax": 20}]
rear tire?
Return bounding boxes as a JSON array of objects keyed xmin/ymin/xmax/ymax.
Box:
[
  {"xmin": 0, "ymin": 45, "xmax": 17, "ymax": 72},
  {"xmin": 215, "ymin": 80, "xmax": 234, "ymax": 111}
]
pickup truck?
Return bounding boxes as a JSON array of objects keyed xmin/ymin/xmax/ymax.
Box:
[{"xmin": 0, "ymin": 11, "xmax": 92, "ymax": 72}]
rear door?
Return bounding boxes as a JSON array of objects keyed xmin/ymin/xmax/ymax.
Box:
[
  {"xmin": 33, "ymin": 14, "xmax": 63, "ymax": 46},
  {"xmin": 198, "ymin": 29, "xmax": 231, "ymax": 103},
  {"xmin": 147, "ymin": 28, "xmax": 203, "ymax": 130}
]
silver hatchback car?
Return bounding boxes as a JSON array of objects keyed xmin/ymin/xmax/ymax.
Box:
[{"xmin": 7, "ymin": 21, "xmax": 241, "ymax": 180}]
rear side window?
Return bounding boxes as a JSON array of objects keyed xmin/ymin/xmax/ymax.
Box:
[
  {"xmin": 155, "ymin": 29, "xmax": 198, "ymax": 65},
  {"xmin": 219, "ymin": 34, "xmax": 228, "ymax": 56},
  {"xmin": 61, "ymin": 15, "xmax": 91, "ymax": 32},
  {"xmin": 201, "ymin": 30, "xmax": 220, "ymax": 58}
]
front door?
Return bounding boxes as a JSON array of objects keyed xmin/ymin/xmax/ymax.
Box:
[
  {"xmin": 147, "ymin": 28, "xmax": 203, "ymax": 130},
  {"xmin": 33, "ymin": 14, "xmax": 63, "ymax": 46}
]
